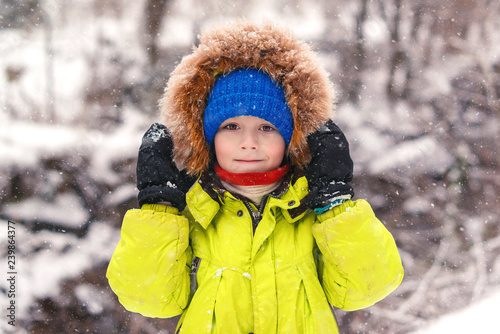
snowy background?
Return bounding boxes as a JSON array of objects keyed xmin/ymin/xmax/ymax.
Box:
[{"xmin": 1, "ymin": 0, "xmax": 499, "ymax": 333}]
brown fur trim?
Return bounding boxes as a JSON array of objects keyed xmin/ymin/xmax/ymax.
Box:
[{"xmin": 160, "ymin": 22, "xmax": 336, "ymax": 175}]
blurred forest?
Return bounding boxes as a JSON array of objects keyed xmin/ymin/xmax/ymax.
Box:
[{"xmin": 0, "ymin": 0, "xmax": 499, "ymax": 333}]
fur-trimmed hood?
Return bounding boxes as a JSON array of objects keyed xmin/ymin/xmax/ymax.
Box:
[{"xmin": 160, "ymin": 22, "xmax": 336, "ymax": 175}]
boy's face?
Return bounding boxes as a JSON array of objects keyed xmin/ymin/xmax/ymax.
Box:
[{"xmin": 214, "ymin": 116, "xmax": 286, "ymax": 174}]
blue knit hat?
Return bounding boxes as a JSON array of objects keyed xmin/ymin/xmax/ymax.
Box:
[{"xmin": 203, "ymin": 68, "xmax": 293, "ymax": 146}]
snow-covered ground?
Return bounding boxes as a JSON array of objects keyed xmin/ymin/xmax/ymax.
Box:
[
  {"xmin": 0, "ymin": 219, "xmax": 119, "ymax": 319},
  {"xmin": 412, "ymin": 290, "xmax": 500, "ymax": 333}
]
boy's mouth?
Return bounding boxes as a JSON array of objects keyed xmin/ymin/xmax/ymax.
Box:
[{"xmin": 235, "ymin": 159, "xmax": 262, "ymax": 163}]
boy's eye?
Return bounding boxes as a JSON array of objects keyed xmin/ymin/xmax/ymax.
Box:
[
  {"xmin": 260, "ymin": 125, "xmax": 276, "ymax": 132},
  {"xmin": 222, "ymin": 123, "xmax": 239, "ymax": 130}
]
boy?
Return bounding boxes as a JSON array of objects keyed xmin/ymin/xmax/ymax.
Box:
[{"xmin": 107, "ymin": 22, "xmax": 403, "ymax": 333}]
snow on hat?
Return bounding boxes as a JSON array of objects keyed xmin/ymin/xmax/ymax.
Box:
[{"xmin": 203, "ymin": 68, "xmax": 294, "ymax": 146}]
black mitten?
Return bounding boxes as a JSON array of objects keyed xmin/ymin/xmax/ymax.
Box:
[
  {"xmin": 137, "ymin": 123, "xmax": 197, "ymax": 211},
  {"xmin": 306, "ymin": 120, "xmax": 354, "ymax": 211}
]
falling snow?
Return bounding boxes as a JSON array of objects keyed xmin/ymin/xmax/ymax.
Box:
[{"xmin": 0, "ymin": 0, "xmax": 499, "ymax": 333}]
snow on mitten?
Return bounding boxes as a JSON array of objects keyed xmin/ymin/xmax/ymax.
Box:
[
  {"xmin": 305, "ymin": 120, "xmax": 354, "ymax": 214},
  {"xmin": 136, "ymin": 123, "xmax": 196, "ymax": 210}
]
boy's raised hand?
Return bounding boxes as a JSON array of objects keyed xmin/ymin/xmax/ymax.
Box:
[
  {"xmin": 306, "ymin": 120, "xmax": 354, "ymax": 211},
  {"xmin": 136, "ymin": 123, "xmax": 197, "ymax": 211}
]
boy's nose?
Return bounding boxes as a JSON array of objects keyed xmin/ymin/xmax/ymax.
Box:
[{"xmin": 239, "ymin": 130, "xmax": 258, "ymax": 150}]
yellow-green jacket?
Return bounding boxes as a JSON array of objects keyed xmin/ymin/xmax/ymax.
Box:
[{"xmin": 107, "ymin": 174, "xmax": 403, "ymax": 333}]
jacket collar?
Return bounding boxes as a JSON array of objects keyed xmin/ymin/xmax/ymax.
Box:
[{"xmin": 186, "ymin": 167, "xmax": 309, "ymax": 229}]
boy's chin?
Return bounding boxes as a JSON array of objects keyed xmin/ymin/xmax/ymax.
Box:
[{"xmin": 227, "ymin": 162, "xmax": 272, "ymax": 174}]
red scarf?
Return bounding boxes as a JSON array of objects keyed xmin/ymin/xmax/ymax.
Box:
[{"xmin": 215, "ymin": 164, "xmax": 290, "ymax": 186}]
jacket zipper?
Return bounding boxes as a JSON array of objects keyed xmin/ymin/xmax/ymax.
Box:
[
  {"xmin": 244, "ymin": 196, "xmax": 268, "ymax": 233},
  {"xmin": 190, "ymin": 257, "xmax": 200, "ymax": 295}
]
